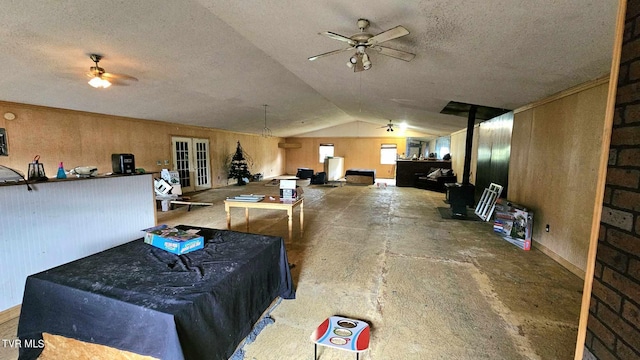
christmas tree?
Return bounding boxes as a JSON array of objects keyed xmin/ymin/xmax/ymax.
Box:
[{"xmin": 228, "ymin": 141, "xmax": 252, "ymax": 185}]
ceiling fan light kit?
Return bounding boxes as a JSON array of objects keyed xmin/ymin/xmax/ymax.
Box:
[
  {"xmin": 88, "ymin": 54, "xmax": 112, "ymax": 88},
  {"xmin": 308, "ymin": 18, "xmax": 415, "ymax": 72},
  {"xmin": 362, "ymin": 53, "xmax": 371, "ymax": 70},
  {"xmin": 86, "ymin": 53, "xmax": 138, "ymax": 88},
  {"xmin": 88, "ymin": 76, "xmax": 111, "ymax": 89}
]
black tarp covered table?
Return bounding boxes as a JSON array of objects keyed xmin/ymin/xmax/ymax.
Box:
[{"xmin": 17, "ymin": 226, "xmax": 295, "ymax": 360}]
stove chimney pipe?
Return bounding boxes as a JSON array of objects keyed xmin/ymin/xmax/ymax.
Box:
[{"xmin": 462, "ymin": 105, "xmax": 477, "ymax": 185}]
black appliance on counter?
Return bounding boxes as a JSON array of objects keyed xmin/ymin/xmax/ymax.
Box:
[{"xmin": 112, "ymin": 154, "xmax": 135, "ymax": 174}]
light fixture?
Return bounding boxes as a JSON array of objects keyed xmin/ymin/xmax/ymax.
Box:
[
  {"xmin": 347, "ymin": 54, "xmax": 358, "ymax": 68},
  {"xmin": 345, "ymin": 49, "xmax": 373, "ymax": 71},
  {"xmin": 362, "ymin": 53, "xmax": 371, "ymax": 70},
  {"xmin": 88, "ymin": 76, "xmax": 111, "ymax": 88},
  {"xmin": 261, "ymin": 104, "xmax": 272, "ymax": 138},
  {"xmin": 88, "ymin": 54, "xmax": 112, "ymax": 89}
]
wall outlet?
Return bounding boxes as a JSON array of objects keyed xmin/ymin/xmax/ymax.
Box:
[
  {"xmin": 164, "ymin": 160, "xmax": 170, "ymax": 165},
  {"xmin": 156, "ymin": 160, "xmax": 161, "ymax": 166}
]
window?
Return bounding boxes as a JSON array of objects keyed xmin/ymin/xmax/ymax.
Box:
[
  {"xmin": 435, "ymin": 136, "xmax": 451, "ymax": 159},
  {"xmin": 380, "ymin": 144, "xmax": 397, "ymax": 165},
  {"xmin": 319, "ymin": 144, "xmax": 334, "ymax": 163}
]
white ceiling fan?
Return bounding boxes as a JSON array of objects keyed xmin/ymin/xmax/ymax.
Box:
[{"xmin": 308, "ymin": 18, "xmax": 416, "ymax": 72}]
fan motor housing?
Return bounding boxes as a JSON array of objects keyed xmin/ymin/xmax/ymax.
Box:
[
  {"xmin": 90, "ymin": 66, "xmax": 105, "ymax": 75},
  {"xmin": 357, "ymin": 18, "xmax": 370, "ymax": 30}
]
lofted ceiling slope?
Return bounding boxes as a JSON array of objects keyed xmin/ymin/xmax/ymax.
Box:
[{"xmin": 0, "ymin": 1, "xmax": 618, "ymax": 138}]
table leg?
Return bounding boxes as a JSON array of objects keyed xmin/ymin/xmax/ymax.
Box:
[
  {"xmin": 300, "ymin": 200, "xmax": 304, "ymax": 236},
  {"xmin": 314, "ymin": 344, "xmax": 317, "ymax": 360},
  {"xmin": 226, "ymin": 207, "xmax": 231, "ymax": 230},
  {"xmin": 245, "ymin": 207, "xmax": 249, "ymax": 231},
  {"xmin": 287, "ymin": 208, "xmax": 293, "ymax": 241}
]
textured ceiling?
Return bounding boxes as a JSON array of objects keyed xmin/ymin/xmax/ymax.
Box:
[{"xmin": 0, "ymin": 1, "xmax": 618, "ymax": 138}]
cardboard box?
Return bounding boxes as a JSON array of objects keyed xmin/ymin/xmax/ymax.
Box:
[
  {"xmin": 280, "ymin": 188, "xmax": 296, "ymax": 199},
  {"xmin": 279, "ymin": 179, "xmax": 297, "ymax": 189},
  {"xmin": 493, "ymin": 201, "xmax": 533, "ymax": 250},
  {"xmin": 280, "ymin": 179, "xmax": 298, "ymax": 199},
  {"xmin": 143, "ymin": 225, "xmax": 204, "ymax": 255},
  {"xmin": 160, "ymin": 169, "xmax": 182, "ymax": 195}
]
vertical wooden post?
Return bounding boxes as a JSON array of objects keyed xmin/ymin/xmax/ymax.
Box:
[{"xmin": 574, "ymin": 0, "xmax": 626, "ymax": 358}]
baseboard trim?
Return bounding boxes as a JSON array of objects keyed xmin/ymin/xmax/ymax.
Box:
[
  {"xmin": 533, "ymin": 242, "xmax": 586, "ymax": 280},
  {"xmin": 0, "ymin": 305, "xmax": 21, "ymax": 325}
]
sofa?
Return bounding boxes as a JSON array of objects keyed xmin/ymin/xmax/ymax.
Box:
[
  {"xmin": 415, "ymin": 168, "xmax": 457, "ymax": 192},
  {"xmin": 345, "ymin": 169, "xmax": 375, "ymax": 185}
]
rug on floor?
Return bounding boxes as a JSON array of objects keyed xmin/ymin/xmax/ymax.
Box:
[{"xmin": 437, "ymin": 207, "xmax": 482, "ymax": 221}]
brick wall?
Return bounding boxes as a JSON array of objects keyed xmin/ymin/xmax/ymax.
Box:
[{"xmin": 585, "ymin": 1, "xmax": 640, "ymax": 359}]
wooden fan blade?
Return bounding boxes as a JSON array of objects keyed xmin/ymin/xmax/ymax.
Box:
[
  {"xmin": 371, "ymin": 46, "xmax": 415, "ymax": 62},
  {"xmin": 101, "ymin": 79, "xmax": 127, "ymax": 86},
  {"xmin": 102, "ymin": 72, "xmax": 138, "ymax": 82},
  {"xmin": 308, "ymin": 47, "xmax": 352, "ymax": 61},
  {"xmin": 320, "ymin": 31, "xmax": 357, "ymax": 46},
  {"xmin": 366, "ymin": 25, "xmax": 409, "ymax": 45}
]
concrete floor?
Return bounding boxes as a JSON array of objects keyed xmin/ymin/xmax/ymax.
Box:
[
  {"xmin": 160, "ymin": 180, "xmax": 582, "ymax": 359},
  {"xmin": 0, "ymin": 180, "xmax": 583, "ymax": 360}
]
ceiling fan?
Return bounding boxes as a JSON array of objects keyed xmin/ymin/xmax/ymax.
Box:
[
  {"xmin": 308, "ymin": 18, "xmax": 415, "ymax": 72},
  {"xmin": 381, "ymin": 120, "xmax": 395, "ymax": 132},
  {"xmin": 86, "ymin": 54, "xmax": 137, "ymax": 88}
]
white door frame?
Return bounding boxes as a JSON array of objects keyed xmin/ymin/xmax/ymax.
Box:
[
  {"xmin": 193, "ymin": 138, "xmax": 211, "ymax": 190},
  {"xmin": 171, "ymin": 137, "xmax": 211, "ymax": 192}
]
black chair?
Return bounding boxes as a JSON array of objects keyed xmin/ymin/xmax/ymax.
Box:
[
  {"xmin": 296, "ymin": 168, "xmax": 314, "ymax": 179},
  {"xmin": 311, "ymin": 172, "xmax": 327, "ymax": 184}
]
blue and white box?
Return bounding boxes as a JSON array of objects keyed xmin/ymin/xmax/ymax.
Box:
[{"xmin": 142, "ymin": 224, "xmax": 204, "ymax": 255}]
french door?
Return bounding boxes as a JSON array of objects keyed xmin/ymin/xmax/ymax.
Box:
[{"xmin": 171, "ymin": 137, "xmax": 211, "ymax": 192}]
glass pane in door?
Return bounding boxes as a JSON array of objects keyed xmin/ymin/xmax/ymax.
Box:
[
  {"xmin": 175, "ymin": 140, "xmax": 191, "ymax": 188},
  {"xmin": 195, "ymin": 141, "xmax": 208, "ymax": 187}
]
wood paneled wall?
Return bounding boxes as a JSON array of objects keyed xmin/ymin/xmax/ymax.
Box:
[
  {"xmin": 509, "ymin": 80, "xmax": 609, "ymax": 274},
  {"xmin": 283, "ymin": 137, "xmax": 407, "ymax": 178},
  {"xmin": 449, "ymin": 126, "xmax": 479, "ymax": 184},
  {"xmin": 0, "ymin": 101, "xmax": 286, "ymax": 186}
]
